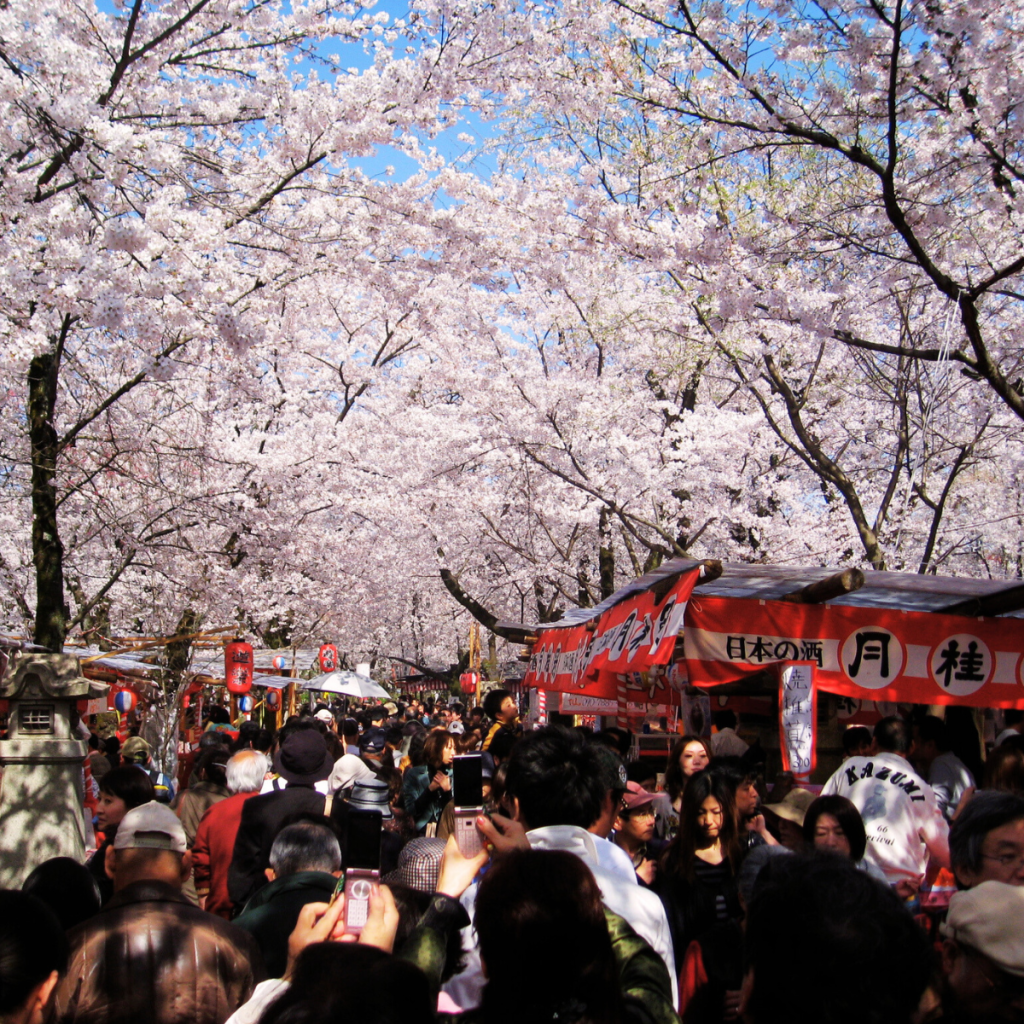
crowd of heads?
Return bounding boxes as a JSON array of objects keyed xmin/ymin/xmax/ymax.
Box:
[{"xmin": 9, "ymin": 695, "xmax": 1024, "ymax": 1024}]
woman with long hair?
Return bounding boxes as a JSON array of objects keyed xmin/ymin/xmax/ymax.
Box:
[
  {"xmin": 664, "ymin": 736, "xmax": 712, "ymax": 815},
  {"xmin": 401, "ymin": 729, "xmax": 455, "ymax": 835},
  {"xmin": 654, "ymin": 771, "xmax": 743, "ymax": 1022}
]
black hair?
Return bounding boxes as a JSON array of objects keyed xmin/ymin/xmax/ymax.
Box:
[
  {"xmin": 475, "ymin": 849, "xmax": 622, "ymax": 1024},
  {"xmin": 593, "ymin": 727, "xmax": 632, "ymax": 759},
  {"xmin": 21, "ymin": 858, "xmax": 102, "ymax": 931},
  {"xmin": 950, "ymin": 790, "xmax": 1024, "ymax": 882},
  {"xmin": 841, "ymin": 725, "xmax": 872, "ymax": 756},
  {"xmin": 708, "ymin": 755, "xmax": 758, "ymax": 790},
  {"xmin": 873, "ymin": 716, "xmax": 909, "ymax": 754},
  {"xmin": 915, "ymin": 715, "xmax": 950, "ymax": 752},
  {"xmin": 664, "ymin": 735, "xmax": 712, "ymax": 804},
  {"xmin": 206, "ymin": 705, "xmax": 231, "ymax": 725},
  {"xmin": 422, "ymin": 729, "xmax": 454, "ymax": 769},
  {"xmin": 99, "ymin": 765, "xmax": 156, "ymax": 808},
  {"xmin": 626, "ymin": 760, "xmax": 657, "ymax": 786},
  {"xmin": 488, "ymin": 729, "xmax": 518, "ymax": 762},
  {"xmin": 802, "ymin": 795, "xmax": 867, "ymax": 862},
  {"xmin": 234, "ymin": 721, "xmax": 273, "ymax": 753},
  {"xmin": 984, "ymin": 743, "xmax": 1024, "ymax": 794},
  {"xmin": 88, "ymin": 733, "xmax": 99, "ymax": 751},
  {"xmin": 0, "ymin": 891, "xmax": 69, "ymax": 1015},
  {"xmin": 663, "ymin": 770, "xmax": 739, "ymax": 881},
  {"xmin": 744, "ymin": 855, "xmax": 930, "ymax": 1024},
  {"xmin": 195, "ymin": 745, "xmax": 229, "ymax": 788},
  {"xmin": 259, "ymin": 943, "xmax": 433, "ymax": 1024},
  {"xmin": 713, "ymin": 709, "xmax": 737, "ymax": 731},
  {"xmin": 482, "ymin": 688, "xmax": 512, "ymax": 721},
  {"xmin": 504, "ymin": 726, "xmax": 605, "ymax": 830}
]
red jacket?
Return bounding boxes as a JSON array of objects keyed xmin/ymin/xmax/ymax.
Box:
[{"xmin": 192, "ymin": 791, "xmax": 260, "ymax": 919}]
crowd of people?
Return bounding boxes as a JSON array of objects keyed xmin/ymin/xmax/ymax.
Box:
[{"xmin": 3, "ymin": 694, "xmax": 1024, "ymax": 1024}]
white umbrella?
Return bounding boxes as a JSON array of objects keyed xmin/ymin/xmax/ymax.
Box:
[{"xmin": 300, "ymin": 670, "xmax": 390, "ymax": 700}]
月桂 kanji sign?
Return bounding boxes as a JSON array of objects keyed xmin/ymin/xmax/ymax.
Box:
[{"xmin": 684, "ymin": 596, "xmax": 1024, "ymax": 708}]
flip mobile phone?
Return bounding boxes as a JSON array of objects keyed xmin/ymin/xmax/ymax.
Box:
[
  {"xmin": 452, "ymin": 753, "xmax": 484, "ymax": 857},
  {"xmin": 343, "ymin": 810, "xmax": 382, "ymax": 935}
]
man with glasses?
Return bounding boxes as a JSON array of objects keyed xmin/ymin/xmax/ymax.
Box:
[
  {"xmin": 950, "ymin": 791, "xmax": 1024, "ymax": 888},
  {"xmin": 613, "ymin": 782, "xmax": 665, "ymax": 886}
]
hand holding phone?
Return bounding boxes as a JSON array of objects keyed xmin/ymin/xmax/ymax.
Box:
[
  {"xmin": 452, "ymin": 754, "xmax": 484, "ymax": 857},
  {"xmin": 344, "ymin": 810, "xmax": 382, "ymax": 936}
]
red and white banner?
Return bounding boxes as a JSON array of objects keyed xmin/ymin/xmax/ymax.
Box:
[
  {"xmin": 685, "ymin": 596, "xmax": 1024, "ymax": 709},
  {"xmin": 524, "ymin": 567, "xmax": 703, "ymax": 702}
]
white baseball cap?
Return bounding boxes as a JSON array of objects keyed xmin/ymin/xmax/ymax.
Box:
[{"xmin": 113, "ymin": 800, "xmax": 187, "ymax": 854}]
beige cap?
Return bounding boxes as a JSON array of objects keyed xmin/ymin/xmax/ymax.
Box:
[
  {"xmin": 121, "ymin": 736, "xmax": 150, "ymax": 762},
  {"xmin": 943, "ymin": 881, "xmax": 1024, "ymax": 977},
  {"xmin": 113, "ymin": 800, "xmax": 187, "ymax": 854},
  {"xmin": 766, "ymin": 788, "xmax": 817, "ymax": 827}
]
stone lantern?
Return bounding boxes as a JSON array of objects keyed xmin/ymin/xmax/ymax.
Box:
[{"xmin": 0, "ymin": 653, "xmax": 108, "ymax": 887}]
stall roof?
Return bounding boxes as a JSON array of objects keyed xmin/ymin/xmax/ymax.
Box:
[
  {"xmin": 537, "ymin": 558, "xmax": 1024, "ymax": 628},
  {"xmin": 691, "ymin": 562, "xmax": 1024, "ymax": 618}
]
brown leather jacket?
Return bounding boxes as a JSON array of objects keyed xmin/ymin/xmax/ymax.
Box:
[{"xmin": 53, "ymin": 880, "xmax": 265, "ymax": 1024}]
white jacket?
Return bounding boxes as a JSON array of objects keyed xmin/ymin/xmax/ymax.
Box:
[{"xmin": 442, "ymin": 825, "xmax": 677, "ymax": 1011}]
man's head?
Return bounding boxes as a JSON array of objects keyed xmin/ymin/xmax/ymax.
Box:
[
  {"xmin": 713, "ymin": 709, "xmax": 738, "ymax": 733},
  {"xmin": 941, "ymin": 881, "xmax": 1024, "ymax": 1019},
  {"xmin": 950, "ymin": 791, "xmax": 1024, "ymax": 888},
  {"xmin": 841, "ymin": 725, "xmax": 873, "ymax": 759},
  {"xmin": 912, "ymin": 715, "xmax": 950, "ymax": 769},
  {"xmin": 505, "ymin": 726, "xmax": 606, "ymax": 831},
  {"xmin": 483, "ymin": 688, "xmax": 517, "ymax": 726},
  {"xmin": 120, "ymin": 736, "xmax": 151, "ymax": 767},
  {"xmin": 226, "ymin": 749, "xmax": 269, "ymax": 794},
  {"xmin": 614, "ymin": 783, "xmax": 657, "ymax": 848},
  {"xmin": 266, "ymin": 822, "xmax": 342, "ymax": 882},
  {"xmin": 873, "ymin": 716, "xmax": 910, "ymax": 754},
  {"xmin": 709, "ymin": 757, "xmax": 760, "ymax": 819},
  {"xmin": 105, "ymin": 800, "xmax": 190, "ymax": 892},
  {"xmin": 743, "ymin": 854, "xmax": 930, "ymax": 1024},
  {"xmin": 359, "ymin": 727, "xmax": 387, "ymax": 763},
  {"xmin": 626, "ymin": 760, "xmax": 658, "ymax": 793},
  {"xmin": 589, "ymin": 742, "xmax": 629, "ymax": 838}
]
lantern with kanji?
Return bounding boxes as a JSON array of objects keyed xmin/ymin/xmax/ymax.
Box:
[
  {"xmin": 225, "ymin": 639, "xmax": 254, "ymax": 695},
  {"xmin": 113, "ymin": 689, "xmax": 136, "ymax": 714},
  {"xmin": 318, "ymin": 643, "xmax": 339, "ymax": 674},
  {"xmin": 237, "ymin": 694, "xmax": 254, "ymax": 713},
  {"xmin": 459, "ymin": 671, "xmax": 479, "ymax": 695},
  {"xmin": 266, "ymin": 689, "xmax": 281, "ymax": 711},
  {"xmin": 272, "ymin": 655, "xmax": 287, "ymax": 671}
]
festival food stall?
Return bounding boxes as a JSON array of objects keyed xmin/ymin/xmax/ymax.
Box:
[{"xmin": 522, "ymin": 558, "xmax": 1024, "ymax": 780}]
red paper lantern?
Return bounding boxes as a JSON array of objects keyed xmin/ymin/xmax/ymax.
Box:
[
  {"xmin": 318, "ymin": 643, "xmax": 339, "ymax": 673},
  {"xmin": 266, "ymin": 689, "xmax": 281, "ymax": 710},
  {"xmin": 459, "ymin": 671, "xmax": 479, "ymax": 695},
  {"xmin": 225, "ymin": 639, "xmax": 254, "ymax": 695}
]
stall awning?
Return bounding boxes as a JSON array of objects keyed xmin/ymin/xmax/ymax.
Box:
[
  {"xmin": 523, "ymin": 564, "xmax": 704, "ymax": 702},
  {"xmin": 523, "ymin": 559, "xmax": 1024, "ymax": 709}
]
